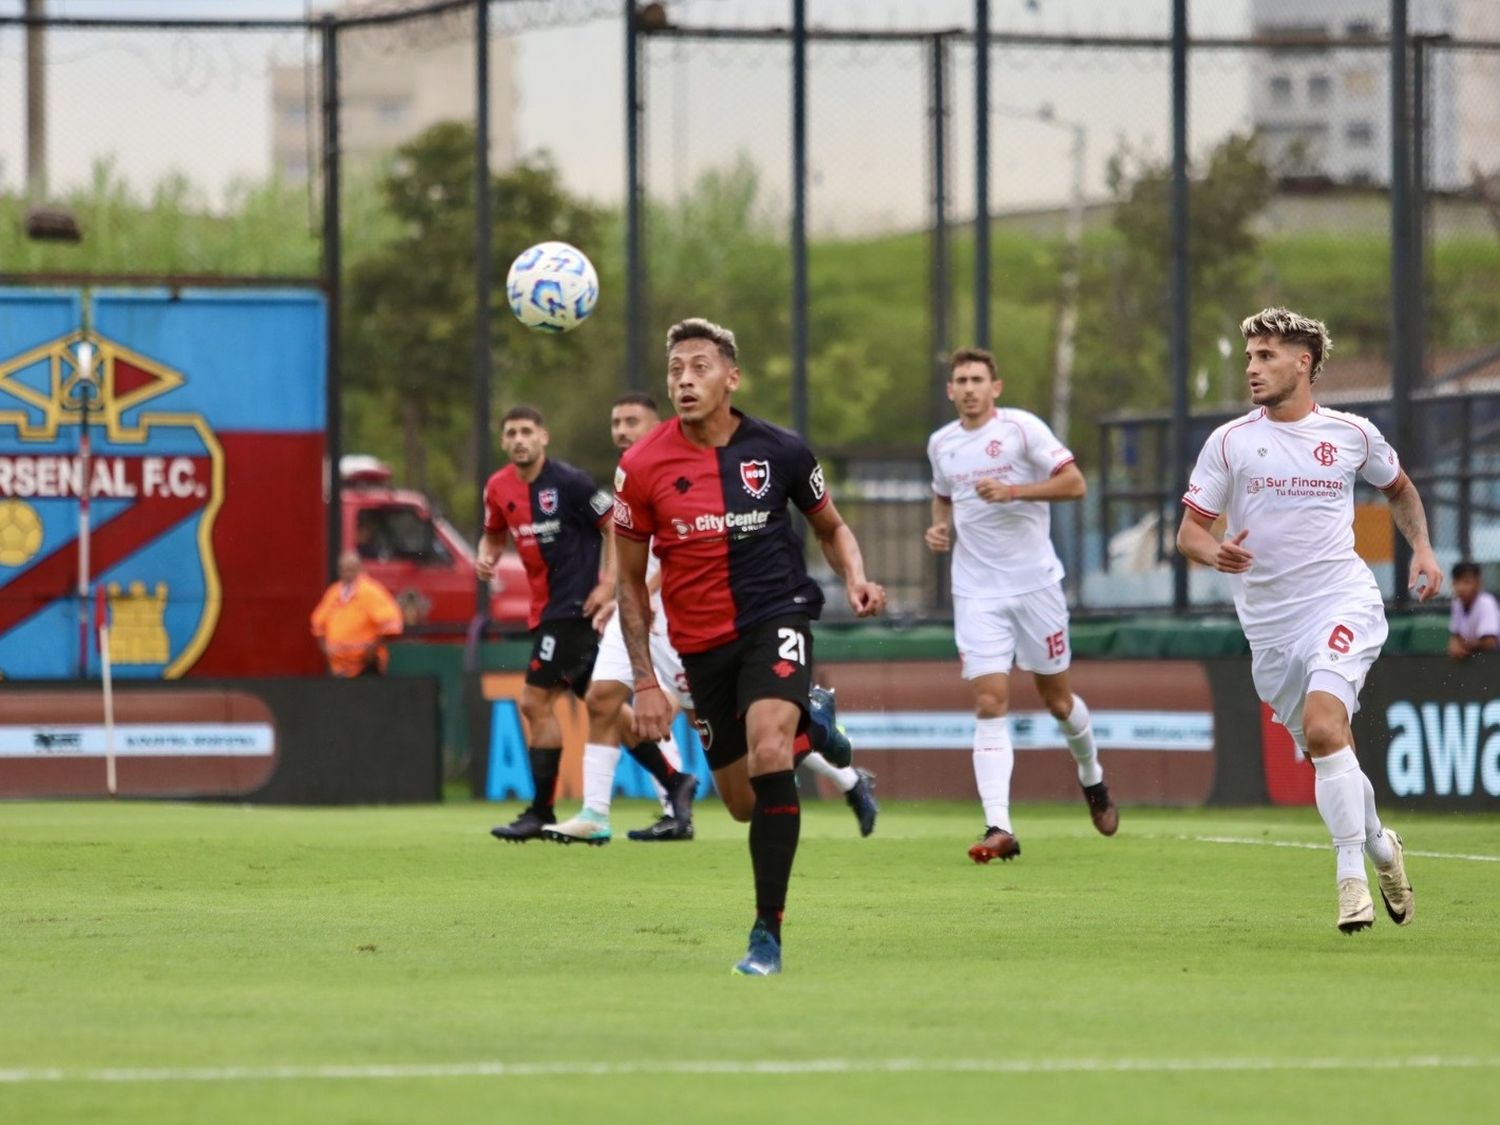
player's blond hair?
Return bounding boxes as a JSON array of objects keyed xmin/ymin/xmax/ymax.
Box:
[
  {"xmin": 666, "ymin": 317, "xmax": 738, "ymax": 363},
  {"xmin": 1240, "ymin": 307, "xmax": 1333, "ymax": 384}
]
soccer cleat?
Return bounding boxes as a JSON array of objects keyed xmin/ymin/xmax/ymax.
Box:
[
  {"xmin": 541, "ymin": 809, "xmax": 612, "ymax": 846},
  {"xmin": 489, "ymin": 808, "xmax": 555, "ymax": 843},
  {"xmin": 1337, "ymin": 877, "xmax": 1376, "ymax": 934},
  {"xmin": 1081, "ymin": 781, "xmax": 1119, "ymax": 837},
  {"xmin": 968, "ymin": 825, "xmax": 1021, "ymax": 864},
  {"xmin": 844, "ymin": 768, "xmax": 879, "ymax": 837},
  {"xmin": 808, "ymin": 684, "xmax": 853, "ymax": 769},
  {"xmin": 627, "ymin": 815, "xmax": 695, "ymax": 842},
  {"xmin": 1374, "ymin": 830, "xmax": 1414, "ymax": 926},
  {"xmin": 665, "ymin": 770, "xmax": 697, "ymax": 832},
  {"xmin": 732, "ymin": 920, "xmax": 782, "ymax": 976}
]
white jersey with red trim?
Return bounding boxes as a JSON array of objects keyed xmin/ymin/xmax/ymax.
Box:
[
  {"xmin": 1182, "ymin": 404, "xmax": 1401, "ymax": 646},
  {"xmin": 928, "ymin": 407, "xmax": 1075, "ymax": 599}
]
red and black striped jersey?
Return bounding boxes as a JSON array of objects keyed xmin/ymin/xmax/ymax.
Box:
[
  {"xmin": 613, "ymin": 411, "xmax": 828, "ymax": 654},
  {"xmin": 484, "ymin": 458, "xmax": 612, "ymax": 629}
]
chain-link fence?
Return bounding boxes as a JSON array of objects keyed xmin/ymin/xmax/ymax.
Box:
[{"xmin": 5, "ymin": 2, "xmax": 1498, "ymax": 621}]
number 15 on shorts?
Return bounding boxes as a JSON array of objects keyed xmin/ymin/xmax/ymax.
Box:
[{"xmin": 1045, "ymin": 630, "xmax": 1067, "ymax": 660}]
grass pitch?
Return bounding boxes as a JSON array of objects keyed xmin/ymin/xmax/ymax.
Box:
[{"xmin": 2, "ymin": 798, "xmax": 1498, "ymax": 1124}]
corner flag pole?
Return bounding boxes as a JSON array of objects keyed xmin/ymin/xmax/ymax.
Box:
[{"xmin": 96, "ymin": 584, "xmax": 116, "ymax": 798}]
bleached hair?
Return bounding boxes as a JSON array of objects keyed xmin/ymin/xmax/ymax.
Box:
[
  {"xmin": 1240, "ymin": 306, "xmax": 1333, "ymax": 384},
  {"xmin": 666, "ymin": 317, "xmax": 738, "ymax": 363}
]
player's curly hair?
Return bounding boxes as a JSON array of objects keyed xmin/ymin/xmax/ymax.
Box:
[
  {"xmin": 666, "ymin": 318, "xmax": 738, "ymax": 363},
  {"xmin": 1240, "ymin": 307, "xmax": 1333, "ymax": 384}
]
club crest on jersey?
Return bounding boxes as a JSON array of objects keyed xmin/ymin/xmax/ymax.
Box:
[
  {"xmin": 739, "ymin": 459, "xmax": 772, "ymax": 499},
  {"xmin": 1313, "ymin": 442, "xmax": 1338, "ymax": 467},
  {"xmin": 538, "ymin": 488, "xmax": 559, "ymax": 515},
  {"xmin": 986, "ymin": 440, "xmax": 1003, "ymax": 458}
]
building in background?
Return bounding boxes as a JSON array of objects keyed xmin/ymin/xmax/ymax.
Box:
[
  {"xmin": 1250, "ymin": 0, "xmax": 1500, "ymax": 189},
  {"xmin": 270, "ymin": 1, "xmax": 517, "ymax": 183}
]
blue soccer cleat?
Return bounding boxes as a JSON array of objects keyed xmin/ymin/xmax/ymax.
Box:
[
  {"xmin": 844, "ymin": 768, "xmax": 879, "ymax": 837},
  {"xmin": 732, "ymin": 920, "xmax": 782, "ymax": 977},
  {"xmin": 808, "ymin": 684, "xmax": 853, "ymax": 769}
]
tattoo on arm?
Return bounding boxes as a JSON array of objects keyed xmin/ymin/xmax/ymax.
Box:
[{"xmin": 1389, "ymin": 479, "xmax": 1432, "ymax": 550}]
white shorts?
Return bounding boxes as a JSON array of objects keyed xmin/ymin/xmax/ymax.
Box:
[
  {"xmin": 594, "ymin": 609, "xmax": 694, "ymax": 710},
  {"xmin": 954, "ymin": 582, "xmax": 1072, "ymax": 679},
  {"xmin": 1250, "ymin": 599, "xmax": 1388, "ymax": 750}
]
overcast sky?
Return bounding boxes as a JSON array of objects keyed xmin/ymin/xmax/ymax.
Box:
[{"xmin": 0, "ymin": 0, "xmax": 1258, "ymax": 229}]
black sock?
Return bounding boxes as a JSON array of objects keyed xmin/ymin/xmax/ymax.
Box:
[
  {"xmin": 749, "ymin": 770, "xmax": 800, "ymax": 944},
  {"xmin": 625, "ymin": 740, "xmax": 678, "ymax": 789},
  {"xmin": 527, "ymin": 747, "xmax": 561, "ymax": 816}
]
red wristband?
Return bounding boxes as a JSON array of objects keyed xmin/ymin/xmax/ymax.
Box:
[
  {"xmin": 634, "ymin": 680, "xmax": 661, "ymax": 694},
  {"xmin": 1007, "ymin": 484, "xmax": 1017, "ymax": 502}
]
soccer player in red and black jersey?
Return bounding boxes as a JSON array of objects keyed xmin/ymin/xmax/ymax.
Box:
[
  {"xmin": 478, "ymin": 405, "xmax": 616, "ymax": 842},
  {"xmin": 614, "ymin": 318, "xmax": 887, "ymax": 975}
]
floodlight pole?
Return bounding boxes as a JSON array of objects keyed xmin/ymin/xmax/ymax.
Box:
[
  {"xmin": 25, "ymin": 0, "xmax": 47, "ymax": 205},
  {"xmin": 625, "ymin": 0, "xmax": 646, "ymax": 390},
  {"xmin": 974, "ymin": 0, "xmax": 990, "ymax": 349},
  {"xmin": 1390, "ymin": 0, "xmax": 1413, "ymax": 606}
]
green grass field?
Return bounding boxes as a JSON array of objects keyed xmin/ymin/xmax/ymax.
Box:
[{"xmin": 3, "ymin": 798, "xmax": 1498, "ymax": 1124}]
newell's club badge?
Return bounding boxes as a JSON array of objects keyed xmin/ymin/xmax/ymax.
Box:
[
  {"xmin": 538, "ymin": 488, "xmax": 559, "ymax": 515},
  {"xmin": 739, "ymin": 459, "xmax": 771, "ymax": 500}
]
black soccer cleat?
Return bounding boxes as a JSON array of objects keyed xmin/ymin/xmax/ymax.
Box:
[
  {"xmin": 844, "ymin": 768, "xmax": 878, "ymax": 837},
  {"xmin": 626, "ymin": 814, "xmax": 695, "ymax": 842},
  {"xmin": 1082, "ymin": 781, "xmax": 1119, "ymax": 837},
  {"xmin": 665, "ymin": 770, "xmax": 697, "ymax": 832},
  {"xmin": 489, "ymin": 808, "xmax": 555, "ymax": 843}
]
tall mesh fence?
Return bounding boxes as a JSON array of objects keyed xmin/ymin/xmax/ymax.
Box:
[{"xmin": 5, "ymin": 5, "xmax": 1499, "ymax": 618}]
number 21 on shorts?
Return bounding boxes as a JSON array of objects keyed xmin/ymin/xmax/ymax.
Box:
[{"xmin": 776, "ymin": 627, "xmax": 807, "ymax": 665}]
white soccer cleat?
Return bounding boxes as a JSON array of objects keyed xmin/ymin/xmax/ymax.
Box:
[
  {"xmin": 1374, "ymin": 830, "xmax": 1414, "ymax": 926},
  {"xmin": 541, "ymin": 809, "xmax": 611, "ymax": 846},
  {"xmin": 1336, "ymin": 877, "xmax": 1375, "ymax": 934}
]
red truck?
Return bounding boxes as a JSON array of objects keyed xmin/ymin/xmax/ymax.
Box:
[{"xmin": 340, "ymin": 456, "xmax": 529, "ymax": 634}]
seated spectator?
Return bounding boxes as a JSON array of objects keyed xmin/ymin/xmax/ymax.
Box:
[
  {"xmin": 1447, "ymin": 561, "xmax": 1498, "ymax": 661},
  {"xmin": 311, "ymin": 552, "xmax": 403, "ymax": 677}
]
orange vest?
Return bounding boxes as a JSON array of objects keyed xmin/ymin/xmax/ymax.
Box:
[{"xmin": 310, "ymin": 575, "xmax": 403, "ymax": 677}]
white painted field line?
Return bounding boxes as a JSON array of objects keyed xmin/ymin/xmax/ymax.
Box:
[
  {"xmin": 1169, "ymin": 834, "xmax": 1500, "ymax": 863},
  {"xmin": 2, "ymin": 1055, "xmax": 1499, "ymax": 1085}
]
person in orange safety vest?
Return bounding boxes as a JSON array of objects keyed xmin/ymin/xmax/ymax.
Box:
[{"xmin": 310, "ymin": 552, "xmax": 403, "ymax": 677}]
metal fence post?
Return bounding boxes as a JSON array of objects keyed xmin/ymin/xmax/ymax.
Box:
[
  {"xmin": 1168, "ymin": 0, "xmax": 1189, "ymax": 612},
  {"xmin": 320, "ymin": 14, "xmax": 342, "ymax": 585},
  {"xmin": 929, "ymin": 34, "xmax": 951, "ymax": 431},
  {"xmin": 974, "ymin": 0, "xmax": 990, "ymax": 349},
  {"xmin": 791, "ymin": 0, "xmax": 809, "ymax": 436},
  {"xmin": 625, "ymin": 0, "xmax": 646, "ymax": 391},
  {"xmin": 473, "ymin": 0, "xmax": 493, "ymax": 618},
  {"xmin": 1391, "ymin": 0, "xmax": 1413, "ymax": 607}
]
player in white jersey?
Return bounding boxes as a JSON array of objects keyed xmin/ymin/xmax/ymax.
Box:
[
  {"xmin": 545, "ymin": 394, "xmax": 877, "ymax": 845},
  {"xmin": 1177, "ymin": 307, "xmax": 1439, "ymax": 933},
  {"xmin": 925, "ymin": 347, "xmax": 1117, "ymax": 864}
]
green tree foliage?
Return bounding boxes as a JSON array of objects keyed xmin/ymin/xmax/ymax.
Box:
[
  {"xmin": 1069, "ymin": 132, "xmax": 1276, "ymax": 446},
  {"xmin": 342, "ymin": 122, "xmax": 609, "ymax": 530}
]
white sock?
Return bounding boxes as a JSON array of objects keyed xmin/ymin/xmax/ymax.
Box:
[
  {"xmin": 1312, "ymin": 747, "xmax": 1368, "ymax": 883},
  {"xmin": 1060, "ymin": 693, "xmax": 1103, "ymax": 788},
  {"xmin": 1361, "ymin": 771, "xmax": 1395, "ymax": 866},
  {"xmin": 972, "ymin": 716, "xmax": 1014, "ymax": 832},
  {"xmin": 802, "ymin": 751, "xmax": 859, "ymax": 792},
  {"xmin": 582, "ymin": 742, "xmax": 621, "ymax": 817},
  {"xmin": 654, "ymin": 732, "xmax": 683, "ymax": 813}
]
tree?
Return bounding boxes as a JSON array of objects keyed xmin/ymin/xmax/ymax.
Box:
[
  {"xmin": 1070, "ymin": 132, "xmax": 1275, "ymax": 446},
  {"xmin": 342, "ymin": 122, "xmax": 609, "ymax": 529}
]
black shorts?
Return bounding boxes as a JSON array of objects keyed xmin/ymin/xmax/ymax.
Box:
[
  {"xmin": 525, "ymin": 618, "xmax": 598, "ymax": 698},
  {"xmin": 680, "ymin": 614, "xmax": 813, "ymax": 771}
]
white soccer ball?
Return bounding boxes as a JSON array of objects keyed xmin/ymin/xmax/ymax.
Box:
[{"xmin": 505, "ymin": 241, "xmax": 599, "ymax": 333}]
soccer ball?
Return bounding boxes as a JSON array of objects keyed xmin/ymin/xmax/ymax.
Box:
[
  {"xmin": 505, "ymin": 241, "xmax": 599, "ymax": 333},
  {"xmin": 0, "ymin": 499, "xmax": 43, "ymax": 567}
]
